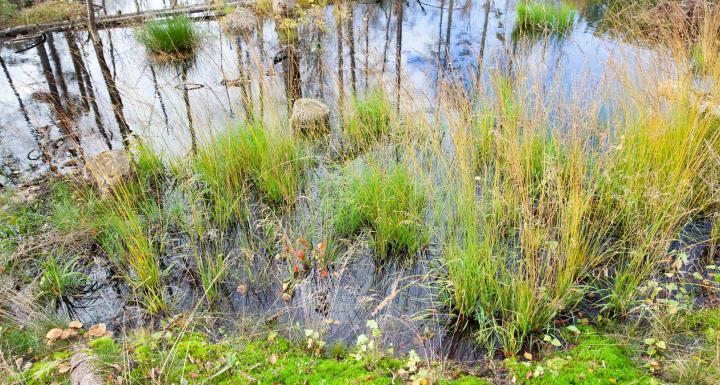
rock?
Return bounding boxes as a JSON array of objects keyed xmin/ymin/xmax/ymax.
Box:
[
  {"xmin": 70, "ymin": 349, "xmax": 103, "ymax": 385},
  {"xmin": 224, "ymin": 7, "xmax": 258, "ymax": 36},
  {"xmin": 291, "ymin": 98, "xmax": 330, "ymax": 135},
  {"xmin": 85, "ymin": 150, "xmax": 133, "ymax": 195}
]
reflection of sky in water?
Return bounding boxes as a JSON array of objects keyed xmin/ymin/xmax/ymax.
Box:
[{"xmin": 0, "ymin": 0, "xmax": 662, "ymax": 176}]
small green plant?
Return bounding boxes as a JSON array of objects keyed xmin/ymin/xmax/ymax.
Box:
[
  {"xmin": 334, "ymin": 162, "xmax": 427, "ymax": 259},
  {"xmin": 304, "ymin": 329, "xmax": 326, "ymax": 355},
  {"xmin": 343, "ymin": 88, "xmax": 393, "ymax": 156},
  {"xmin": 137, "ymin": 16, "xmax": 200, "ymax": 58},
  {"xmin": 353, "ymin": 320, "xmax": 385, "ymax": 368},
  {"xmin": 516, "ymin": 1, "xmax": 576, "ymax": 35},
  {"xmin": 39, "ymin": 254, "xmax": 90, "ymax": 308},
  {"xmin": 0, "ymin": 0, "xmax": 16, "ymax": 18}
]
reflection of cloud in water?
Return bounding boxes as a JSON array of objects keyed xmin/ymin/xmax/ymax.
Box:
[{"xmin": 0, "ymin": 0, "xmax": 661, "ymax": 177}]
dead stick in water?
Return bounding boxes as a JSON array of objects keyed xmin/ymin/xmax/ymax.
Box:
[{"xmin": 0, "ymin": 1, "xmax": 246, "ymax": 38}]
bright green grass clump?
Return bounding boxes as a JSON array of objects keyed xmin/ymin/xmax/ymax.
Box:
[
  {"xmin": 516, "ymin": 1, "xmax": 576, "ymax": 34},
  {"xmin": 195, "ymin": 122, "xmax": 304, "ymax": 222},
  {"xmin": 334, "ymin": 163, "xmax": 427, "ymax": 259},
  {"xmin": 343, "ymin": 88, "xmax": 393, "ymax": 156},
  {"xmin": 138, "ymin": 16, "xmax": 200, "ymax": 58}
]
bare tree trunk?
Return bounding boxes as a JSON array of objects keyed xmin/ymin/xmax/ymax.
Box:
[{"xmin": 86, "ymin": 0, "xmax": 131, "ymax": 147}]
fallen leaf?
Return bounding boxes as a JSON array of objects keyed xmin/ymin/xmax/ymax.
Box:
[
  {"xmin": 523, "ymin": 352, "xmax": 533, "ymax": 361},
  {"xmin": 236, "ymin": 284, "xmax": 248, "ymax": 295}
]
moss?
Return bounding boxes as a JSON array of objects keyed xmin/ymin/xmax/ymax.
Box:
[
  {"xmin": 1, "ymin": 0, "xmax": 85, "ymax": 28},
  {"xmin": 507, "ymin": 328, "xmax": 659, "ymax": 385},
  {"xmin": 125, "ymin": 331, "xmax": 491, "ymax": 384}
]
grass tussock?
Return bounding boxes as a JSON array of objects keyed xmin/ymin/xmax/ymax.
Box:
[
  {"xmin": 438, "ymin": 59, "xmax": 720, "ymax": 353},
  {"xmin": 343, "ymin": 88, "xmax": 393, "ymax": 156},
  {"xmin": 333, "ymin": 162, "xmax": 427, "ymax": 260},
  {"xmin": 195, "ymin": 122, "xmax": 305, "ymax": 222},
  {"xmin": 516, "ymin": 1, "xmax": 576, "ymax": 35},
  {"xmin": 138, "ymin": 16, "xmax": 200, "ymax": 59}
]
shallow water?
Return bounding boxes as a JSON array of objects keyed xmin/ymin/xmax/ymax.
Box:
[
  {"xmin": 0, "ymin": 0, "xmax": 663, "ymax": 181},
  {"xmin": 0, "ymin": 0, "xmax": 676, "ymax": 358}
]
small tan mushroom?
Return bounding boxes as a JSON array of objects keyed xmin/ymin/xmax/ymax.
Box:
[
  {"xmin": 87, "ymin": 323, "xmax": 107, "ymax": 338},
  {"xmin": 68, "ymin": 320, "xmax": 83, "ymax": 329},
  {"xmin": 60, "ymin": 329, "xmax": 72, "ymax": 340},
  {"xmin": 46, "ymin": 328, "xmax": 63, "ymax": 340},
  {"xmin": 58, "ymin": 361, "xmax": 71, "ymax": 374}
]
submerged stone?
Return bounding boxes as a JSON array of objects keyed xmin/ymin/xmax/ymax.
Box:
[
  {"xmin": 224, "ymin": 7, "xmax": 258, "ymax": 36},
  {"xmin": 291, "ymin": 98, "xmax": 330, "ymax": 135},
  {"xmin": 85, "ymin": 150, "xmax": 133, "ymax": 195}
]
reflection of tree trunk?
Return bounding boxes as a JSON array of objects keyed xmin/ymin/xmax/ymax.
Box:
[
  {"xmin": 257, "ymin": 24, "xmax": 266, "ymax": 120},
  {"xmin": 234, "ymin": 38, "xmax": 254, "ymax": 122},
  {"xmin": 477, "ymin": 0, "xmax": 491, "ymax": 74},
  {"xmin": 335, "ymin": 4, "xmax": 345, "ymax": 108},
  {"xmin": 37, "ymin": 40, "xmax": 63, "ymax": 114},
  {"xmin": 86, "ymin": 0, "xmax": 131, "ymax": 147},
  {"xmin": 106, "ymin": 30, "xmax": 117, "ymax": 80},
  {"xmin": 75, "ymin": 34, "xmax": 112, "ymax": 149},
  {"xmin": 381, "ymin": 6, "xmax": 391, "ymax": 75},
  {"xmin": 47, "ymin": 33, "xmax": 71, "ymax": 114},
  {"xmin": 473, "ymin": 0, "xmax": 491, "ymax": 103},
  {"xmin": 64, "ymin": 31, "xmax": 89, "ymax": 112},
  {"xmin": 394, "ymin": 0, "xmax": 403, "ymax": 110},
  {"xmin": 39, "ymin": 36, "xmax": 85, "ymax": 163},
  {"xmin": 363, "ymin": 7, "xmax": 369, "ymax": 91},
  {"xmin": 0, "ymin": 55, "xmax": 33, "ymax": 130},
  {"xmin": 445, "ymin": 0, "xmax": 454, "ymax": 65},
  {"xmin": 438, "ymin": 0, "xmax": 445, "ymax": 61},
  {"xmin": 149, "ymin": 63, "xmax": 170, "ymax": 132},
  {"xmin": 282, "ymin": 46, "xmax": 301, "ymax": 115},
  {"xmin": 181, "ymin": 63, "xmax": 197, "ymax": 154},
  {"xmin": 347, "ymin": 6, "xmax": 357, "ymax": 96}
]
